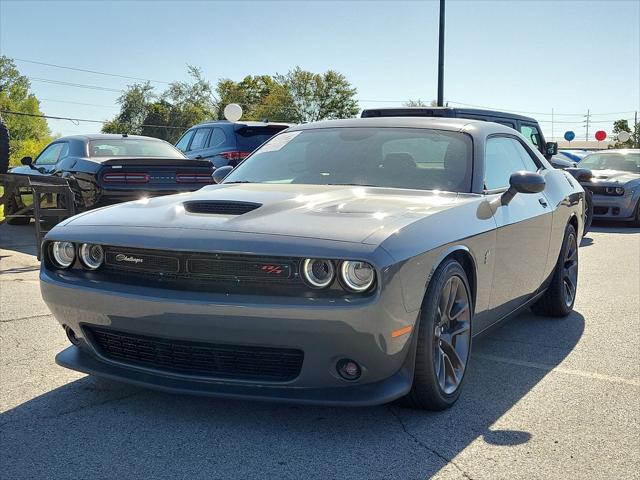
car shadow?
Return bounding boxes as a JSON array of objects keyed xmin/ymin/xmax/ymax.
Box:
[
  {"xmin": 0, "ymin": 223, "xmax": 39, "ymax": 257},
  {"xmin": 590, "ymin": 220, "xmax": 639, "ymax": 233},
  {"xmin": 0, "ymin": 311, "xmax": 585, "ymax": 479}
]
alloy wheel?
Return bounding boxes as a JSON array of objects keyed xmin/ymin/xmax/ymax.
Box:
[
  {"xmin": 563, "ymin": 233, "xmax": 578, "ymax": 308},
  {"xmin": 433, "ymin": 275, "xmax": 471, "ymax": 395}
]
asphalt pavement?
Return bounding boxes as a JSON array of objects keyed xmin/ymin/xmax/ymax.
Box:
[{"xmin": 1, "ymin": 222, "xmax": 638, "ymax": 480}]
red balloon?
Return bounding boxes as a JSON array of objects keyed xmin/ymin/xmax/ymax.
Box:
[{"xmin": 595, "ymin": 130, "xmax": 607, "ymax": 141}]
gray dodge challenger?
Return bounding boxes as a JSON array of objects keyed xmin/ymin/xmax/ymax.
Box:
[{"xmin": 40, "ymin": 117, "xmax": 585, "ymax": 410}]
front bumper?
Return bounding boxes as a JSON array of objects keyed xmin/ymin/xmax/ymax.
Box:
[
  {"xmin": 41, "ymin": 267, "xmax": 417, "ymax": 406},
  {"xmin": 586, "ymin": 189, "xmax": 639, "ymax": 221}
]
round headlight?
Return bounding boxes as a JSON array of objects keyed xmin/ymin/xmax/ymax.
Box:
[
  {"xmin": 79, "ymin": 244, "xmax": 104, "ymax": 270},
  {"xmin": 340, "ymin": 261, "xmax": 375, "ymax": 292},
  {"xmin": 51, "ymin": 241, "xmax": 76, "ymax": 268},
  {"xmin": 615, "ymin": 187, "xmax": 624, "ymax": 195},
  {"xmin": 302, "ymin": 259, "xmax": 335, "ymax": 288}
]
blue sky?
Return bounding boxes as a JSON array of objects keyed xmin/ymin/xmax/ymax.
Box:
[{"xmin": 1, "ymin": 0, "xmax": 638, "ymax": 140}]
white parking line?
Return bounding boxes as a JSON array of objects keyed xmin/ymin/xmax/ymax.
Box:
[{"xmin": 474, "ymin": 353, "xmax": 640, "ymax": 387}]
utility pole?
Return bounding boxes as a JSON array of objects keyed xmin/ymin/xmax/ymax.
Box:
[
  {"xmin": 584, "ymin": 109, "xmax": 590, "ymax": 142},
  {"xmin": 551, "ymin": 108, "xmax": 554, "ymax": 140},
  {"xmin": 635, "ymin": 111, "xmax": 638, "ymax": 148},
  {"xmin": 437, "ymin": 0, "xmax": 445, "ymax": 106}
]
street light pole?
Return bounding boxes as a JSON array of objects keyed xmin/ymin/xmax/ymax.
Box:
[{"xmin": 437, "ymin": 0, "xmax": 445, "ymax": 107}]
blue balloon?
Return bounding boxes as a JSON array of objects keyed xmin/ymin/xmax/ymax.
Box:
[{"xmin": 564, "ymin": 131, "xmax": 575, "ymax": 141}]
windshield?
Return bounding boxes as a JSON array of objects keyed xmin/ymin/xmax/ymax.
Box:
[
  {"xmin": 88, "ymin": 139, "xmax": 185, "ymax": 158},
  {"xmin": 579, "ymin": 152, "xmax": 640, "ymax": 173},
  {"xmin": 223, "ymin": 127, "xmax": 473, "ymax": 192}
]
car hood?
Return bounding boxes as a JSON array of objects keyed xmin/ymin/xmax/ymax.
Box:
[
  {"xmin": 585, "ymin": 169, "xmax": 640, "ymax": 186},
  {"xmin": 63, "ymin": 184, "xmax": 473, "ymax": 244}
]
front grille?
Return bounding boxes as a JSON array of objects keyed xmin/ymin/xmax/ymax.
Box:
[
  {"xmin": 585, "ymin": 185, "xmax": 623, "ymax": 196},
  {"xmin": 85, "ymin": 326, "xmax": 304, "ymax": 382},
  {"xmin": 100, "ymin": 247, "xmax": 300, "ymax": 293},
  {"xmin": 183, "ymin": 200, "xmax": 262, "ymax": 215},
  {"xmin": 105, "ymin": 250, "xmax": 179, "ymax": 274},
  {"xmin": 187, "ymin": 257, "xmax": 293, "ymax": 279}
]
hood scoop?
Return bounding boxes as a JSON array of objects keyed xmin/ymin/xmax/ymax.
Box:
[{"xmin": 183, "ymin": 200, "xmax": 262, "ymax": 215}]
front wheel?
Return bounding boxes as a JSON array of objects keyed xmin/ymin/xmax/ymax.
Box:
[
  {"xmin": 532, "ymin": 223, "xmax": 578, "ymax": 317},
  {"xmin": 401, "ymin": 258, "xmax": 472, "ymax": 410},
  {"xmin": 583, "ymin": 190, "xmax": 593, "ymax": 234}
]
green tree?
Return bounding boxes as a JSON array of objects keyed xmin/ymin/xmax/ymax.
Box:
[
  {"xmin": 103, "ymin": 66, "xmax": 217, "ymax": 143},
  {"xmin": 102, "ymin": 82, "xmax": 155, "ymax": 135},
  {"xmin": 153, "ymin": 65, "xmax": 216, "ymax": 142},
  {"xmin": 0, "ymin": 56, "xmax": 53, "ymax": 166},
  {"xmin": 403, "ymin": 99, "xmax": 429, "ymax": 107},
  {"xmin": 275, "ymin": 67, "xmax": 359, "ymax": 123},
  {"xmin": 611, "ymin": 119, "xmax": 634, "ymax": 148}
]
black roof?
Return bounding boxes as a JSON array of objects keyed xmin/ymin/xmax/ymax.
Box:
[{"xmin": 361, "ymin": 107, "xmax": 538, "ymax": 124}]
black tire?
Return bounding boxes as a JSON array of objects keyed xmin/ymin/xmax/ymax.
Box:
[
  {"xmin": 633, "ymin": 201, "xmax": 640, "ymax": 227},
  {"xmin": 532, "ymin": 223, "xmax": 578, "ymax": 317},
  {"xmin": 0, "ymin": 115, "xmax": 9, "ymax": 175},
  {"xmin": 401, "ymin": 258, "xmax": 473, "ymax": 410},
  {"xmin": 583, "ymin": 190, "xmax": 593, "ymax": 234},
  {"xmin": 4, "ymin": 193, "xmax": 31, "ymax": 225}
]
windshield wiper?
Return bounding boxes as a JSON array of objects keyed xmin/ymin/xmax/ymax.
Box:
[{"xmin": 224, "ymin": 180, "xmax": 254, "ymax": 184}]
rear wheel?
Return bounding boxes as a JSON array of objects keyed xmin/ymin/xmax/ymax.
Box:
[
  {"xmin": 633, "ymin": 201, "xmax": 640, "ymax": 227},
  {"xmin": 532, "ymin": 223, "xmax": 578, "ymax": 317},
  {"xmin": 402, "ymin": 258, "xmax": 472, "ymax": 410}
]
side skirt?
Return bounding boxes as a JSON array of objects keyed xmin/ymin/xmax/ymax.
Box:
[{"xmin": 471, "ymin": 289, "xmax": 547, "ymax": 340}]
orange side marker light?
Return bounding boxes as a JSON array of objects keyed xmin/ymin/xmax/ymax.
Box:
[{"xmin": 391, "ymin": 325, "xmax": 412, "ymax": 338}]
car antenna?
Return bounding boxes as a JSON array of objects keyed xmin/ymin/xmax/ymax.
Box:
[{"xmin": 261, "ymin": 117, "xmax": 269, "ymax": 123}]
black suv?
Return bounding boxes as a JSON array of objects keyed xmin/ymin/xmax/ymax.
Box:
[
  {"xmin": 361, "ymin": 107, "xmax": 558, "ymax": 160},
  {"xmin": 361, "ymin": 107, "xmax": 594, "ymax": 232}
]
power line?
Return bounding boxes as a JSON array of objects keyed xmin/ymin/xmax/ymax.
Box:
[
  {"xmin": 28, "ymin": 77, "xmax": 123, "ymax": 93},
  {"xmin": 0, "ymin": 109, "xmax": 190, "ymax": 130},
  {"xmin": 41, "ymin": 98, "xmax": 119, "ymax": 109},
  {"xmin": 448, "ymin": 100, "xmax": 636, "ymax": 117},
  {"xmin": 14, "ymin": 57, "xmax": 171, "ymax": 84}
]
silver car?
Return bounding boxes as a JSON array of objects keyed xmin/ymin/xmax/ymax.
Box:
[
  {"xmin": 578, "ymin": 149, "xmax": 640, "ymax": 225},
  {"xmin": 40, "ymin": 118, "xmax": 585, "ymax": 410}
]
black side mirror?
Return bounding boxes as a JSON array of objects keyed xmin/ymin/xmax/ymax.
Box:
[
  {"xmin": 546, "ymin": 142, "xmax": 558, "ymax": 156},
  {"xmin": 566, "ymin": 167, "xmax": 593, "ymax": 182},
  {"xmin": 501, "ymin": 171, "xmax": 545, "ymax": 205},
  {"xmin": 21, "ymin": 156, "xmax": 33, "ymax": 166},
  {"xmin": 212, "ymin": 165, "xmax": 234, "ymax": 184}
]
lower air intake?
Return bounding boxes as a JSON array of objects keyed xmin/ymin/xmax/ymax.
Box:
[{"xmin": 85, "ymin": 326, "xmax": 304, "ymax": 382}]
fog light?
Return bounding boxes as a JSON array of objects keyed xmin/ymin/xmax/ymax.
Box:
[
  {"xmin": 64, "ymin": 325, "xmax": 80, "ymax": 345},
  {"xmin": 337, "ymin": 359, "xmax": 361, "ymax": 381},
  {"xmin": 615, "ymin": 187, "xmax": 624, "ymax": 195}
]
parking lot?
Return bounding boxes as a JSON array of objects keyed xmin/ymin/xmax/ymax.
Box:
[{"xmin": 0, "ymin": 222, "xmax": 638, "ymax": 480}]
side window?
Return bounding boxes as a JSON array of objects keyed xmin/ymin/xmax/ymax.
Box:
[
  {"xmin": 58, "ymin": 142, "xmax": 70, "ymax": 160},
  {"xmin": 208, "ymin": 128, "xmax": 227, "ymax": 148},
  {"xmin": 520, "ymin": 124, "xmax": 541, "ymax": 148},
  {"xmin": 175, "ymin": 130, "xmax": 195, "ymax": 152},
  {"xmin": 35, "ymin": 143, "xmax": 65, "ymax": 165},
  {"xmin": 485, "ymin": 137, "xmax": 538, "ymax": 190},
  {"xmin": 189, "ymin": 128, "xmax": 212, "ymax": 151}
]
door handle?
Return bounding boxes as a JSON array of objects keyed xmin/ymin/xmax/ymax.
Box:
[{"xmin": 538, "ymin": 197, "xmax": 548, "ymax": 208}]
